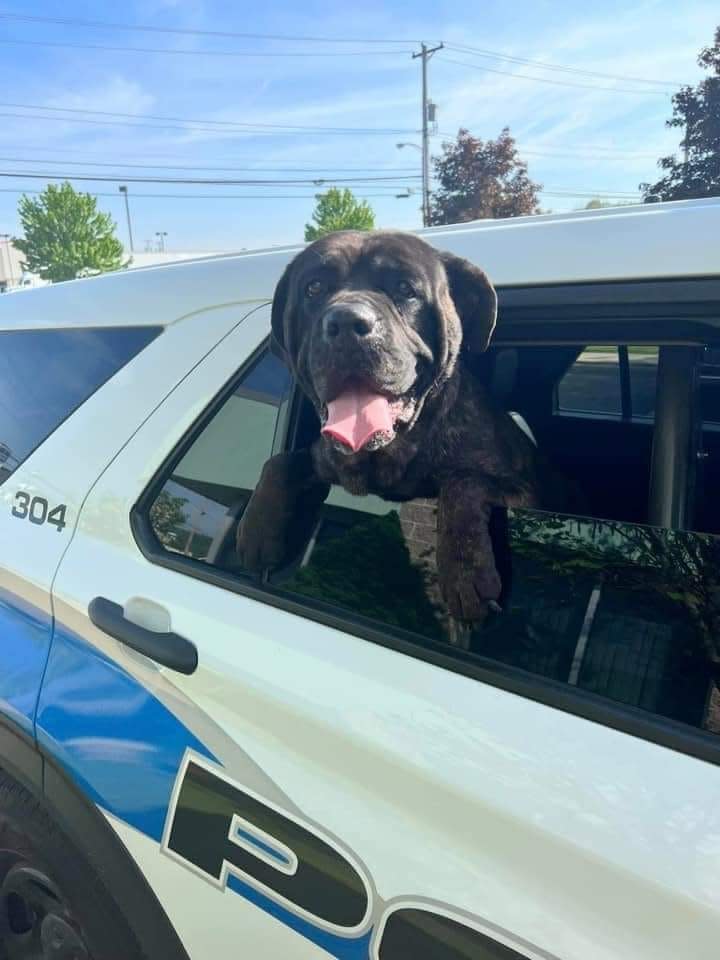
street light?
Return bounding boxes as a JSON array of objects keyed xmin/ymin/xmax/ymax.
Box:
[
  {"xmin": 155, "ymin": 231, "xmax": 168, "ymax": 253},
  {"xmin": 118, "ymin": 186, "xmax": 134, "ymax": 253}
]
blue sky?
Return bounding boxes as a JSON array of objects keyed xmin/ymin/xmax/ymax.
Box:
[{"xmin": 0, "ymin": 0, "xmax": 717, "ymax": 252}]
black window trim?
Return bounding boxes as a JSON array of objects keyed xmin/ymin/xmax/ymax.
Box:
[{"xmin": 131, "ymin": 283, "xmax": 720, "ymax": 770}]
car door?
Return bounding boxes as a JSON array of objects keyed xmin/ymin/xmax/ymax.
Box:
[
  {"xmin": 0, "ymin": 322, "xmax": 165, "ymax": 738},
  {"xmin": 42, "ymin": 304, "xmax": 720, "ymax": 960}
]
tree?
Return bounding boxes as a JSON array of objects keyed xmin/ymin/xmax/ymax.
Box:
[
  {"xmin": 14, "ymin": 182, "xmax": 127, "ymax": 282},
  {"xmin": 149, "ymin": 491, "xmax": 188, "ymax": 549},
  {"xmin": 641, "ymin": 25, "xmax": 720, "ymax": 202},
  {"xmin": 429, "ymin": 127, "xmax": 542, "ymax": 225},
  {"xmin": 304, "ymin": 187, "xmax": 375, "ymax": 241},
  {"xmin": 580, "ymin": 198, "xmax": 634, "ymax": 210}
]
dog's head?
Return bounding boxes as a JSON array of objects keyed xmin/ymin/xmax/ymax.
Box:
[{"xmin": 270, "ymin": 230, "xmax": 497, "ymax": 455}]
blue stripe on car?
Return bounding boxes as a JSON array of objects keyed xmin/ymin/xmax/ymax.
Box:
[
  {"xmin": 36, "ymin": 622, "xmax": 215, "ymax": 841},
  {"xmin": 2, "ymin": 590, "xmax": 373, "ymax": 959},
  {"xmin": 0, "ymin": 584, "xmax": 53, "ymax": 736}
]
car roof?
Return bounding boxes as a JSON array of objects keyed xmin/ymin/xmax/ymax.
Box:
[{"xmin": 1, "ymin": 197, "xmax": 718, "ymax": 332}]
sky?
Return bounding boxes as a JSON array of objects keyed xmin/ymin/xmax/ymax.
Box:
[{"xmin": 0, "ymin": 0, "xmax": 717, "ymax": 253}]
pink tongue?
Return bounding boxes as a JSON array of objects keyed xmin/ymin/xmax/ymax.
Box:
[{"xmin": 322, "ymin": 388, "xmax": 394, "ymax": 452}]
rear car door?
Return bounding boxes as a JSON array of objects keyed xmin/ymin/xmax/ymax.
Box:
[
  {"xmin": 45, "ymin": 301, "xmax": 720, "ymax": 959},
  {"xmin": 0, "ymin": 323, "xmax": 161, "ymax": 739}
]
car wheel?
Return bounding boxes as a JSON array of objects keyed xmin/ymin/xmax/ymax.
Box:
[{"xmin": 0, "ymin": 769, "xmax": 146, "ymax": 960}]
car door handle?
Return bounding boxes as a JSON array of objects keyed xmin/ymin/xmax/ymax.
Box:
[{"xmin": 88, "ymin": 597, "xmax": 198, "ymax": 675}]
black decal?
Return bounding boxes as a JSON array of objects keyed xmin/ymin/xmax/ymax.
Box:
[
  {"xmin": 11, "ymin": 491, "xmax": 30, "ymax": 519},
  {"xmin": 29, "ymin": 497, "xmax": 48, "ymax": 525},
  {"xmin": 11, "ymin": 495, "xmax": 67, "ymax": 532},
  {"xmin": 167, "ymin": 760, "xmax": 369, "ymax": 930},
  {"xmin": 47, "ymin": 503, "xmax": 67, "ymax": 532},
  {"xmin": 379, "ymin": 908, "xmax": 529, "ymax": 960}
]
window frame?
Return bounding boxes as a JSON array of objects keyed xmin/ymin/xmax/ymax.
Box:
[{"xmin": 132, "ymin": 280, "xmax": 720, "ymax": 768}]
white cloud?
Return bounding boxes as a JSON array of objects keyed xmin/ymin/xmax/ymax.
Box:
[{"xmin": 48, "ymin": 75, "xmax": 156, "ymax": 116}]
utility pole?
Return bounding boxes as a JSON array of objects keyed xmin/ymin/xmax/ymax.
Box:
[
  {"xmin": 0, "ymin": 234, "xmax": 14, "ymax": 290},
  {"xmin": 412, "ymin": 42, "xmax": 443, "ymax": 227},
  {"xmin": 118, "ymin": 185, "xmax": 134, "ymax": 253},
  {"xmin": 155, "ymin": 231, "xmax": 168, "ymax": 253}
]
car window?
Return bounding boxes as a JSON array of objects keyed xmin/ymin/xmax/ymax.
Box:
[
  {"xmin": 557, "ymin": 345, "xmax": 659, "ymax": 419},
  {"xmin": 142, "ymin": 344, "xmax": 720, "ymax": 751},
  {"xmin": 147, "ymin": 350, "xmax": 291, "ymax": 562},
  {"xmin": 0, "ymin": 327, "xmax": 161, "ymax": 486}
]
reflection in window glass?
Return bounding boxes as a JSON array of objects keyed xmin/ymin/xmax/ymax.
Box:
[
  {"xmin": 0, "ymin": 327, "xmax": 160, "ymax": 486},
  {"xmin": 149, "ymin": 350, "xmax": 290, "ymax": 564},
  {"xmin": 557, "ymin": 345, "xmax": 659, "ymax": 419},
  {"xmin": 557, "ymin": 346, "xmax": 621, "ymax": 415}
]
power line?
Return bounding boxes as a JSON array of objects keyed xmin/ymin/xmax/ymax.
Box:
[
  {"xmin": 0, "ymin": 37, "xmax": 412, "ymax": 58},
  {"xmin": 439, "ymin": 56, "xmax": 673, "ymax": 96},
  {"xmin": 0, "ymin": 111, "xmax": 414, "ymax": 138},
  {"xmin": 0, "ymin": 100, "xmax": 418, "ymax": 134},
  {"xmin": 444, "ymin": 42, "xmax": 682, "ymax": 88},
  {"xmin": 0, "ymin": 155, "xmax": 420, "ymax": 175},
  {"xmin": 4, "ymin": 139, "xmax": 660, "ymax": 164},
  {"xmin": 0, "ymin": 108, "xmax": 420, "ymax": 140},
  {"xmin": 0, "ymin": 12, "xmax": 422, "ymax": 44},
  {"xmin": 0, "ymin": 171, "xmax": 421, "ymax": 185},
  {"xmin": 0, "ymin": 143, "xmax": 420, "ymax": 170},
  {"xmin": 0, "ymin": 187, "xmax": 412, "ymax": 199}
]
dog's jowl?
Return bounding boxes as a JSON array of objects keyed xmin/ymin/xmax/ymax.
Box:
[{"xmin": 237, "ymin": 230, "xmax": 543, "ymax": 624}]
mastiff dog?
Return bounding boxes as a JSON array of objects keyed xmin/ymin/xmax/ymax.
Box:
[{"xmin": 237, "ymin": 229, "xmax": 542, "ymax": 623}]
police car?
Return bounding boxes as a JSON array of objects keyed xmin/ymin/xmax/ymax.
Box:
[{"xmin": 1, "ymin": 197, "xmax": 719, "ymax": 960}]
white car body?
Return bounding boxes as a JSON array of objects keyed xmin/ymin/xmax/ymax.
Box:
[{"xmin": 1, "ymin": 198, "xmax": 720, "ymax": 959}]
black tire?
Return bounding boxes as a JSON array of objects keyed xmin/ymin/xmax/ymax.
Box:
[{"xmin": 0, "ymin": 769, "xmax": 147, "ymax": 960}]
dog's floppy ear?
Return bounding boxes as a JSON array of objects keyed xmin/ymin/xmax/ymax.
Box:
[
  {"xmin": 440, "ymin": 251, "xmax": 497, "ymax": 355},
  {"xmin": 270, "ymin": 261, "xmax": 294, "ymax": 362}
]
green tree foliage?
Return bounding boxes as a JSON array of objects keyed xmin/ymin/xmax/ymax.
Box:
[
  {"xmin": 584, "ymin": 198, "xmax": 616, "ymax": 209},
  {"xmin": 429, "ymin": 127, "xmax": 542, "ymax": 225},
  {"xmin": 304, "ymin": 187, "xmax": 375, "ymax": 241},
  {"xmin": 149, "ymin": 491, "xmax": 188, "ymax": 550},
  {"xmin": 14, "ymin": 182, "xmax": 127, "ymax": 282},
  {"xmin": 580, "ymin": 198, "xmax": 635, "ymax": 210},
  {"xmin": 641, "ymin": 26, "xmax": 720, "ymax": 202},
  {"xmin": 286, "ymin": 511, "xmax": 443, "ymax": 639}
]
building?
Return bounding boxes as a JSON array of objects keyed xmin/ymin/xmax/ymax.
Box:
[{"xmin": 0, "ymin": 238, "xmax": 25, "ymax": 292}]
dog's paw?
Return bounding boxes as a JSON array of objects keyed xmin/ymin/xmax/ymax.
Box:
[
  {"xmin": 236, "ymin": 512, "xmax": 288, "ymax": 572},
  {"xmin": 441, "ymin": 562, "xmax": 502, "ymax": 624}
]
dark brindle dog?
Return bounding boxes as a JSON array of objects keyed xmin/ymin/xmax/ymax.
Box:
[{"xmin": 237, "ymin": 229, "xmax": 542, "ymax": 622}]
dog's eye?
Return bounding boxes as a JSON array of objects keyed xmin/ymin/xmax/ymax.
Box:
[
  {"xmin": 305, "ymin": 279, "xmax": 325, "ymax": 298},
  {"xmin": 396, "ymin": 280, "xmax": 415, "ymax": 299}
]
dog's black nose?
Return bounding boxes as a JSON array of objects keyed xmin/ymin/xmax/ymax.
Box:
[{"xmin": 322, "ymin": 304, "xmax": 377, "ymax": 342}]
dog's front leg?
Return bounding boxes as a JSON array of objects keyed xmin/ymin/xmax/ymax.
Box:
[
  {"xmin": 436, "ymin": 476, "xmax": 502, "ymax": 624},
  {"xmin": 236, "ymin": 449, "xmax": 330, "ymax": 572}
]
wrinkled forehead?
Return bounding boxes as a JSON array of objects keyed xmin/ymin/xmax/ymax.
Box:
[{"xmin": 293, "ymin": 231, "xmax": 442, "ymax": 284}]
